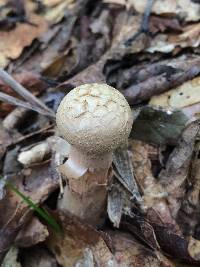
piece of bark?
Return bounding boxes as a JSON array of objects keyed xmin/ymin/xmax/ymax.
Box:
[
  {"xmin": 123, "ymin": 61, "xmax": 200, "ymax": 104},
  {"xmin": 113, "ymin": 55, "xmax": 200, "ymax": 89}
]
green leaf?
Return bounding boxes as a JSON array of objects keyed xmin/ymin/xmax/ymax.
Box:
[{"xmin": 131, "ymin": 106, "xmax": 189, "ymax": 145}]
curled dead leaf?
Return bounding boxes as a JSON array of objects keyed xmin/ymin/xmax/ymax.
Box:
[{"xmin": 0, "ymin": 14, "xmax": 47, "ymax": 68}]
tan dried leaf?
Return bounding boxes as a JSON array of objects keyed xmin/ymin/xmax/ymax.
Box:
[
  {"xmin": 0, "ymin": 14, "xmax": 48, "ymax": 68},
  {"xmin": 0, "ymin": 0, "xmax": 6, "ymax": 4},
  {"xmin": 130, "ymin": 140, "xmax": 176, "ymax": 226},
  {"xmin": 43, "ymin": 0, "xmax": 64, "ymax": 6},
  {"xmin": 147, "ymin": 22, "xmax": 200, "ymax": 53},
  {"xmin": 188, "ymin": 237, "xmax": 200, "ymax": 261},
  {"xmin": 103, "ymin": 0, "xmax": 126, "ymax": 5},
  {"xmin": 150, "ymin": 76, "xmax": 200, "ymax": 109},
  {"xmin": 44, "ymin": 0, "xmax": 74, "ymax": 23},
  {"xmin": 169, "ymin": 22, "xmax": 200, "ymax": 47}
]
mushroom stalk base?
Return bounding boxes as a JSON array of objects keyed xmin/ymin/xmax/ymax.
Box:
[{"xmin": 57, "ymin": 146, "xmax": 113, "ymax": 225}]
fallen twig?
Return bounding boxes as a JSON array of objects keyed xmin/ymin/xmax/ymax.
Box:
[
  {"xmin": 0, "ymin": 69, "xmax": 55, "ymax": 118},
  {"xmin": 124, "ymin": 0, "xmax": 155, "ymax": 46},
  {"xmin": 123, "ymin": 57, "xmax": 200, "ymax": 104},
  {"xmin": 0, "ymin": 92, "xmax": 55, "ymax": 118}
]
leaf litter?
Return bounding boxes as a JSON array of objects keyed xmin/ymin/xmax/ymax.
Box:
[{"xmin": 1, "ymin": 0, "xmax": 200, "ymax": 266}]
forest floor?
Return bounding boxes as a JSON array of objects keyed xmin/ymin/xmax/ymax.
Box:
[{"xmin": 0, "ymin": 0, "xmax": 200, "ymax": 266}]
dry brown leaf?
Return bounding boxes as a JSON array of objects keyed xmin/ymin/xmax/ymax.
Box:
[
  {"xmin": 150, "ymin": 76, "xmax": 200, "ymax": 109},
  {"xmin": 15, "ymin": 217, "xmax": 49, "ymax": 247},
  {"xmin": 130, "ymin": 140, "xmax": 178, "ymax": 227},
  {"xmin": 126, "ymin": 0, "xmax": 200, "ymax": 22},
  {"xmin": 188, "ymin": 236, "xmax": 200, "ymax": 261},
  {"xmin": 149, "ymin": 16, "xmax": 182, "ymax": 34},
  {"xmin": 146, "ymin": 34, "xmax": 176, "ymax": 53},
  {"xmin": 47, "ymin": 211, "xmax": 114, "ymax": 267},
  {"xmin": 110, "ymin": 231, "xmax": 176, "ymax": 267},
  {"xmin": 43, "ymin": 0, "xmax": 65, "ymax": 6},
  {"xmin": 177, "ymin": 141, "xmax": 200, "ymax": 237},
  {"xmin": 47, "ymin": 210, "xmax": 176, "ymax": 267},
  {"xmin": 169, "ymin": 23, "xmax": 200, "ymax": 47},
  {"xmin": 0, "ymin": 14, "xmax": 48, "ymax": 68},
  {"xmin": 0, "ymin": 161, "xmax": 58, "ymax": 263},
  {"xmin": 103, "ymin": 0, "xmax": 126, "ymax": 5},
  {"xmin": 147, "ymin": 22, "xmax": 200, "ymax": 53},
  {"xmin": 44, "ymin": 1, "xmax": 70, "ymax": 23},
  {"xmin": 158, "ymin": 121, "xmax": 199, "ymax": 219},
  {"xmin": 104, "ymin": 0, "xmax": 200, "ymax": 21},
  {"xmin": 111, "ymin": 15, "xmax": 145, "ymax": 55}
]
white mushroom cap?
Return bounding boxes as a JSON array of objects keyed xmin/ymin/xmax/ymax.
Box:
[{"xmin": 56, "ymin": 83, "xmax": 133, "ymax": 154}]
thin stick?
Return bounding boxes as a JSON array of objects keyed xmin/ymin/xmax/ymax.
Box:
[
  {"xmin": 0, "ymin": 92, "xmax": 55, "ymax": 118},
  {"xmin": 124, "ymin": 0, "xmax": 154, "ymax": 46},
  {"xmin": 0, "ymin": 69, "xmax": 55, "ymax": 117}
]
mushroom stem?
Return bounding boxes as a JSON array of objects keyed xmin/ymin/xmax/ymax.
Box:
[
  {"xmin": 60, "ymin": 146, "xmax": 112, "ymax": 183},
  {"xmin": 57, "ymin": 146, "xmax": 113, "ymax": 225}
]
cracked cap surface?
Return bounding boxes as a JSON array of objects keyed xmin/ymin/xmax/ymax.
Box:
[{"xmin": 56, "ymin": 83, "xmax": 133, "ymax": 154}]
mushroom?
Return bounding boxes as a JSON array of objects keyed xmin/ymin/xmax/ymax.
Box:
[{"xmin": 56, "ymin": 83, "xmax": 133, "ymax": 225}]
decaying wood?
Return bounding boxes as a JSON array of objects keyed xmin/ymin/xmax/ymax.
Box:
[{"xmin": 123, "ymin": 57, "xmax": 200, "ymax": 104}]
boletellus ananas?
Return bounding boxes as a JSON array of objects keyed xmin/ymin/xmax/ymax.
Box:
[{"xmin": 56, "ymin": 83, "xmax": 133, "ymax": 225}]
